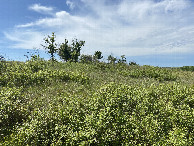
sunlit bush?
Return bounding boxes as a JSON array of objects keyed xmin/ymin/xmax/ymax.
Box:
[{"xmin": 0, "ymin": 87, "xmax": 27, "ymax": 140}]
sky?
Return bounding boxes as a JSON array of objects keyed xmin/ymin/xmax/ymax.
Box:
[{"xmin": 0, "ymin": 0, "xmax": 194, "ymax": 67}]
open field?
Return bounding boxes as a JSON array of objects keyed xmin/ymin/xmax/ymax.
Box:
[{"xmin": 0, "ymin": 59, "xmax": 194, "ymax": 145}]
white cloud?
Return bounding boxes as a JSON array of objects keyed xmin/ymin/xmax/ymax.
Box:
[
  {"xmin": 66, "ymin": 0, "xmax": 75, "ymax": 10},
  {"xmin": 29, "ymin": 4, "xmax": 54, "ymax": 14},
  {"xmin": 4, "ymin": 30, "xmax": 44, "ymax": 49},
  {"xmin": 16, "ymin": 22, "xmax": 34, "ymax": 28},
  {"xmin": 4, "ymin": 0, "xmax": 194, "ymax": 56}
]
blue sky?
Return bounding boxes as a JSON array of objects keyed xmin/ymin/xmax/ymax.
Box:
[{"xmin": 0, "ymin": 0, "xmax": 194, "ymax": 66}]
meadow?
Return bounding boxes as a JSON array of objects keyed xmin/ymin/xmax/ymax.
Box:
[{"xmin": 0, "ymin": 56, "xmax": 194, "ymax": 145}]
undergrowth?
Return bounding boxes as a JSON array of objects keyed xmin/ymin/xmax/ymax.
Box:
[{"xmin": 0, "ymin": 60, "xmax": 193, "ymax": 145}]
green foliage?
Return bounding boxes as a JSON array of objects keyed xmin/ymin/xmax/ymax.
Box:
[
  {"xmin": 1, "ymin": 60, "xmax": 194, "ymax": 145},
  {"xmin": 129, "ymin": 61, "xmax": 138, "ymax": 66},
  {"xmin": 0, "ymin": 69, "xmax": 88, "ymax": 87},
  {"xmin": 80, "ymin": 54, "xmax": 93, "ymax": 63},
  {"xmin": 93, "ymin": 51, "xmax": 103, "ymax": 61},
  {"xmin": 121, "ymin": 65, "xmax": 178, "ymax": 81},
  {"xmin": 58, "ymin": 38, "xmax": 85, "ymax": 62},
  {"xmin": 0, "ymin": 87, "xmax": 28, "ymax": 140},
  {"xmin": 26, "ymin": 55, "xmax": 46, "ymax": 72},
  {"xmin": 89, "ymin": 82, "xmax": 194, "ymax": 145},
  {"xmin": 0, "ymin": 61, "xmax": 88, "ymax": 87},
  {"xmin": 42, "ymin": 32, "xmax": 58, "ymax": 61},
  {"xmin": 118, "ymin": 55, "xmax": 127, "ymax": 64},
  {"xmin": 58, "ymin": 39, "xmax": 72, "ymax": 62},
  {"xmin": 107, "ymin": 55, "xmax": 127, "ymax": 64},
  {"xmin": 0, "ymin": 55, "xmax": 5, "ymax": 61},
  {"xmin": 107, "ymin": 55, "xmax": 117, "ymax": 64},
  {"xmin": 2, "ymin": 82, "xmax": 193, "ymax": 145},
  {"xmin": 80, "ymin": 51, "xmax": 103, "ymax": 63},
  {"xmin": 181, "ymin": 66, "xmax": 194, "ymax": 72},
  {"xmin": 0, "ymin": 57, "xmax": 7, "ymax": 75},
  {"xmin": 71, "ymin": 39, "xmax": 85, "ymax": 62}
]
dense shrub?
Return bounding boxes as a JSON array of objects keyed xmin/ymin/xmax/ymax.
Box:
[
  {"xmin": 181, "ymin": 66, "xmax": 194, "ymax": 72},
  {"xmin": 0, "ymin": 87, "xmax": 28, "ymax": 140},
  {"xmin": 121, "ymin": 66, "xmax": 177, "ymax": 81},
  {"xmin": 0, "ymin": 62, "xmax": 88, "ymax": 87},
  {"xmin": 80, "ymin": 54, "xmax": 93, "ymax": 63},
  {"xmin": 3, "ymin": 82, "xmax": 193, "ymax": 145},
  {"xmin": 1, "ymin": 60, "xmax": 193, "ymax": 145},
  {"xmin": 87, "ymin": 83, "xmax": 193, "ymax": 145}
]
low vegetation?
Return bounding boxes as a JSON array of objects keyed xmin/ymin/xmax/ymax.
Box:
[{"xmin": 0, "ymin": 34, "xmax": 193, "ymax": 145}]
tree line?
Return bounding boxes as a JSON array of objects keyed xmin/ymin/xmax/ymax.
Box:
[{"xmin": 43, "ymin": 32, "xmax": 137, "ymax": 65}]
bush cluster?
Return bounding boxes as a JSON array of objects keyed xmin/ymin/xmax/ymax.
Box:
[
  {"xmin": 0, "ymin": 87, "xmax": 28, "ymax": 140},
  {"xmin": 121, "ymin": 65, "xmax": 177, "ymax": 81},
  {"xmin": 0, "ymin": 50, "xmax": 193, "ymax": 145},
  {"xmin": 0, "ymin": 61, "xmax": 88, "ymax": 87},
  {"xmin": 2, "ymin": 82, "xmax": 193, "ymax": 145},
  {"xmin": 181, "ymin": 66, "xmax": 194, "ymax": 72}
]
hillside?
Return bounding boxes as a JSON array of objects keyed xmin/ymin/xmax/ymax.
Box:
[{"xmin": 0, "ymin": 59, "xmax": 194, "ymax": 145}]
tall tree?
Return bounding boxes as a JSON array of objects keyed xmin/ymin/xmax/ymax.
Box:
[{"xmin": 42, "ymin": 32, "xmax": 58, "ymax": 61}]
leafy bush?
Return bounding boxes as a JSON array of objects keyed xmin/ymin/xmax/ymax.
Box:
[
  {"xmin": 88, "ymin": 83, "xmax": 194, "ymax": 145},
  {"xmin": 0, "ymin": 87, "xmax": 28, "ymax": 140},
  {"xmin": 3, "ymin": 82, "xmax": 193, "ymax": 145},
  {"xmin": 0, "ymin": 62, "xmax": 7, "ymax": 75},
  {"xmin": 3, "ymin": 90, "xmax": 92, "ymax": 145},
  {"xmin": 181, "ymin": 66, "xmax": 194, "ymax": 72},
  {"xmin": 129, "ymin": 61, "xmax": 138, "ymax": 66},
  {"xmin": 80, "ymin": 54, "xmax": 93, "ymax": 63},
  {"xmin": 1, "ymin": 60, "xmax": 193, "ymax": 145},
  {"xmin": 0, "ymin": 69, "xmax": 88, "ymax": 87},
  {"xmin": 121, "ymin": 66, "xmax": 177, "ymax": 81},
  {"xmin": 25, "ymin": 55, "xmax": 47, "ymax": 73}
]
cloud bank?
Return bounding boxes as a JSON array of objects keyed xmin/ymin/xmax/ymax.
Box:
[{"xmin": 4, "ymin": 0, "xmax": 194, "ymax": 56}]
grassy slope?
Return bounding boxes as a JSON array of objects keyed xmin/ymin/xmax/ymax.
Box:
[{"xmin": 0, "ymin": 60, "xmax": 194, "ymax": 145}]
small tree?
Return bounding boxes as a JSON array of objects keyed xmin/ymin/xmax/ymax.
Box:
[
  {"xmin": 80, "ymin": 54, "xmax": 93, "ymax": 63},
  {"xmin": 0, "ymin": 55, "xmax": 5, "ymax": 61},
  {"xmin": 93, "ymin": 51, "xmax": 103, "ymax": 62},
  {"xmin": 42, "ymin": 32, "xmax": 58, "ymax": 61},
  {"xmin": 0, "ymin": 55, "xmax": 6, "ymax": 74},
  {"xmin": 108, "ymin": 55, "xmax": 117, "ymax": 64},
  {"xmin": 71, "ymin": 39, "xmax": 85, "ymax": 62},
  {"xmin": 58, "ymin": 39, "xmax": 85, "ymax": 62},
  {"xmin": 58, "ymin": 39, "xmax": 72, "ymax": 62},
  {"xmin": 118, "ymin": 55, "xmax": 127, "ymax": 64}
]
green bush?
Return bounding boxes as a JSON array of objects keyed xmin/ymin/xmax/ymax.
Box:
[
  {"xmin": 0, "ymin": 57, "xmax": 7, "ymax": 74},
  {"xmin": 1, "ymin": 60, "xmax": 193, "ymax": 145},
  {"xmin": 80, "ymin": 54, "xmax": 93, "ymax": 63},
  {"xmin": 181, "ymin": 66, "xmax": 194, "ymax": 72},
  {"xmin": 0, "ymin": 87, "xmax": 28, "ymax": 140},
  {"xmin": 3, "ymin": 82, "xmax": 193, "ymax": 145},
  {"xmin": 88, "ymin": 83, "xmax": 193, "ymax": 145},
  {"xmin": 121, "ymin": 66, "xmax": 177, "ymax": 81},
  {"xmin": 0, "ymin": 62, "xmax": 89, "ymax": 87}
]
